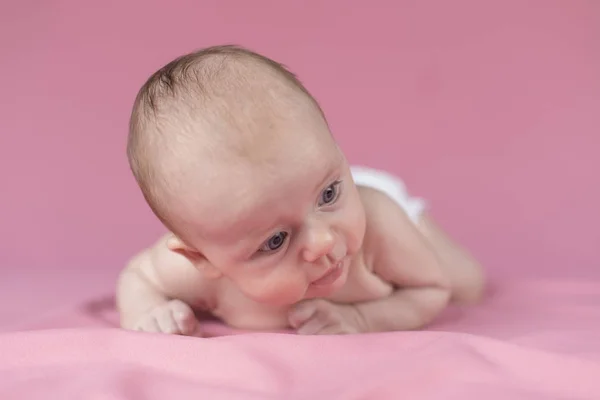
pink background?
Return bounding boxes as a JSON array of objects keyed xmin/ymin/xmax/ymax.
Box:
[{"xmin": 1, "ymin": 1, "xmax": 598, "ymax": 326}]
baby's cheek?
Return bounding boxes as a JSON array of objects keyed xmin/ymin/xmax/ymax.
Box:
[
  {"xmin": 241, "ymin": 271, "xmax": 306, "ymax": 306},
  {"xmin": 343, "ymin": 197, "xmax": 367, "ymax": 253}
]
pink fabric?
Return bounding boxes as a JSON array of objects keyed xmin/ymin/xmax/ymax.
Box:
[
  {"xmin": 1, "ymin": 1, "xmax": 599, "ymax": 398},
  {"xmin": 1, "ymin": 328, "xmax": 599, "ymax": 399},
  {"xmin": 2, "ymin": 277, "xmax": 600, "ymax": 398}
]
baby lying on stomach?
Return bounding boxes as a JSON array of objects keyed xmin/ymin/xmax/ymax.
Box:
[{"xmin": 117, "ymin": 45, "xmax": 484, "ymax": 335}]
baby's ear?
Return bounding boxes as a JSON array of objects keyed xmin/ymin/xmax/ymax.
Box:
[{"xmin": 166, "ymin": 234, "xmax": 222, "ymax": 279}]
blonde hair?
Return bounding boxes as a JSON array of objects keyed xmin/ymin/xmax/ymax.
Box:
[{"xmin": 127, "ymin": 44, "xmax": 324, "ymax": 234}]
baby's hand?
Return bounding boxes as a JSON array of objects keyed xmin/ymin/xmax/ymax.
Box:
[
  {"xmin": 133, "ymin": 299, "xmax": 198, "ymax": 335},
  {"xmin": 288, "ymin": 299, "xmax": 365, "ymax": 335}
]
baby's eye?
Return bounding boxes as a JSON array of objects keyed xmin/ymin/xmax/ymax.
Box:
[
  {"xmin": 259, "ymin": 231, "xmax": 288, "ymax": 252},
  {"xmin": 318, "ymin": 181, "xmax": 341, "ymax": 206}
]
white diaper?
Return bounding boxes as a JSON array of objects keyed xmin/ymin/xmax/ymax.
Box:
[{"xmin": 350, "ymin": 165, "xmax": 426, "ymax": 224}]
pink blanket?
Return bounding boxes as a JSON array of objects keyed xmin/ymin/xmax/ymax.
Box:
[{"xmin": 2, "ymin": 278, "xmax": 600, "ymax": 398}]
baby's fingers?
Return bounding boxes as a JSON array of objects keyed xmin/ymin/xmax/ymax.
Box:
[
  {"xmin": 288, "ymin": 300, "xmax": 319, "ymax": 329},
  {"xmin": 135, "ymin": 316, "xmax": 160, "ymax": 333},
  {"xmin": 155, "ymin": 306, "xmax": 180, "ymax": 334},
  {"xmin": 296, "ymin": 315, "xmax": 329, "ymax": 335},
  {"xmin": 169, "ymin": 300, "xmax": 198, "ymax": 335}
]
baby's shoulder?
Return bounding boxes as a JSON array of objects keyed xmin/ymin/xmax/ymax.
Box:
[
  {"xmin": 146, "ymin": 234, "xmax": 219, "ymax": 310},
  {"xmin": 356, "ymin": 180, "xmax": 422, "ymax": 272},
  {"xmin": 357, "ymin": 184, "xmax": 411, "ymax": 234},
  {"xmin": 350, "ymin": 165, "xmax": 409, "ymax": 197},
  {"xmin": 350, "ymin": 164, "xmax": 426, "ymax": 227}
]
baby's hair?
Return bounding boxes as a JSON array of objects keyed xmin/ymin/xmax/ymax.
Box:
[{"xmin": 127, "ymin": 44, "xmax": 324, "ymax": 234}]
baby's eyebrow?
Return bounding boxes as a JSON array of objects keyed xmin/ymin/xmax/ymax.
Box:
[
  {"xmin": 224, "ymin": 161, "xmax": 345, "ymax": 245},
  {"xmin": 229, "ymin": 229, "xmax": 278, "ymax": 260},
  {"xmin": 313, "ymin": 165, "xmax": 342, "ymax": 194},
  {"xmin": 219, "ymin": 209, "xmax": 279, "ymax": 246}
]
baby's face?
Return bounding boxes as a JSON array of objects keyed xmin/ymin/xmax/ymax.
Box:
[{"xmin": 183, "ymin": 125, "xmax": 366, "ymax": 307}]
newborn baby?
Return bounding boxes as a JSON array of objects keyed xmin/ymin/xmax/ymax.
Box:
[{"xmin": 117, "ymin": 45, "xmax": 484, "ymax": 335}]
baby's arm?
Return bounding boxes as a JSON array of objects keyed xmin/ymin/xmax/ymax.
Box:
[
  {"xmin": 353, "ymin": 187, "xmax": 483, "ymax": 332},
  {"xmin": 116, "ymin": 234, "xmax": 214, "ymax": 335}
]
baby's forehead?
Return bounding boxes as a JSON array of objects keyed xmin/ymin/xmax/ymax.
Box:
[
  {"xmin": 160, "ymin": 83, "xmax": 325, "ymax": 159},
  {"xmin": 182, "ymin": 143, "xmax": 344, "ymax": 241}
]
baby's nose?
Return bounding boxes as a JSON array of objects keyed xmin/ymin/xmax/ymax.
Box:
[{"xmin": 302, "ymin": 225, "xmax": 336, "ymax": 263}]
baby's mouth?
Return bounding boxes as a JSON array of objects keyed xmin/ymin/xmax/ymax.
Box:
[{"xmin": 311, "ymin": 260, "xmax": 344, "ymax": 287}]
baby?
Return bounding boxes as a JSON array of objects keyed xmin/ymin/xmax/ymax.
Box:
[{"xmin": 117, "ymin": 45, "xmax": 484, "ymax": 336}]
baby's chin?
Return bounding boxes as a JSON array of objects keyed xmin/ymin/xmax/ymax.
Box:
[
  {"xmin": 303, "ymin": 258, "xmax": 350, "ymax": 299},
  {"xmin": 247, "ymin": 285, "xmax": 340, "ymax": 308},
  {"xmin": 242, "ymin": 258, "xmax": 352, "ymax": 306},
  {"xmin": 244, "ymin": 287, "xmax": 308, "ymax": 308}
]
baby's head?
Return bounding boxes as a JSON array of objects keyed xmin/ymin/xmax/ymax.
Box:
[{"xmin": 127, "ymin": 45, "xmax": 366, "ymax": 306}]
